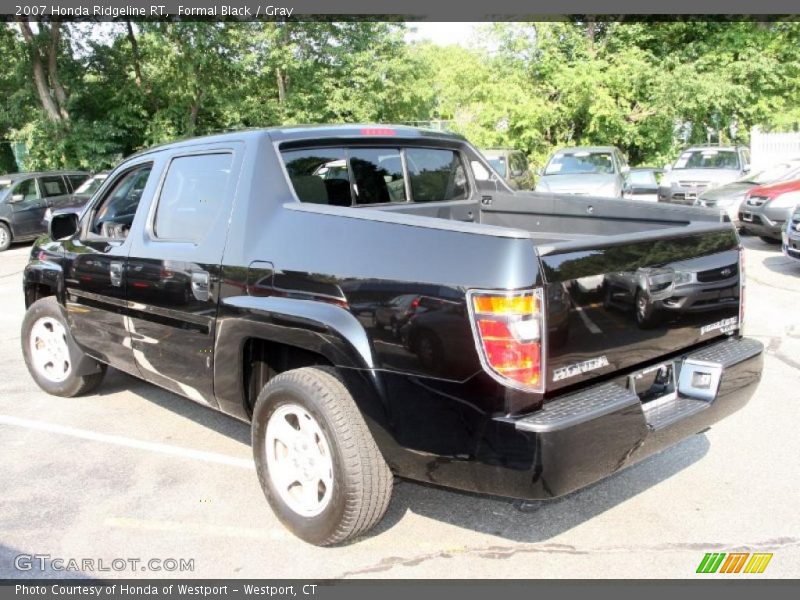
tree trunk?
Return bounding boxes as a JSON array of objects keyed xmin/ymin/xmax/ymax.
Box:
[
  {"xmin": 16, "ymin": 18, "xmax": 63, "ymax": 122},
  {"xmin": 126, "ymin": 20, "xmax": 144, "ymax": 87},
  {"xmin": 276, "ymin": 67, "xmax": 286, "ymax": 104},
  {"xmin": 47, "ymin": 22, "xmax": 69, "ymax": 119},
  {"xmin": 188, "ymin": 96, "xmax": 200, "ymax": 135}
]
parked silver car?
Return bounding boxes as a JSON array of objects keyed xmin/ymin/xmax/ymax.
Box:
[
  {"xmin": 659, "ymin": 145, "xmax": 750, "ymax": 204},
  {"xmin": 694, "ymin": 159, "xmax": 800, "ymax": 227},
  {"xmin": 535, "ymin": 146, "xmax": 629, "ymax": 198}
]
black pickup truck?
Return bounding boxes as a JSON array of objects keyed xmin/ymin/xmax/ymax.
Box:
[{"xmin": 21, "ymin": 126, "xmax": 763, "ymax": 545}]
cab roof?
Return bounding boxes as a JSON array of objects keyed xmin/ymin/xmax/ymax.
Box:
[{"xmin": 129, "ymin": 125, "xmax": 467, "ymax": 158}]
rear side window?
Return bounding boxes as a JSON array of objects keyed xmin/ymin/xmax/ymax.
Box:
[
  {"xmin": 406, "ymin": 148, "xmax": 468, "ymax": 203},
  {"xmin": 39, "ymin": 176, "xmax": 68, "ymax": 197},
  {"xmin": 282, "ymin": 148, "xmax": 351, "ymax": 206},
  {"xmin": 67, "ymin": 174, "xmax": 87, "ymax": 191},
  {"xmin": 154, "ymin": 153, "xmax": 233, "ymax": 243}
]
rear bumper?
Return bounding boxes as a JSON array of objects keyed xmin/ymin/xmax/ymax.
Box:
[{"xmin": 419, "ymin": 336, "xmax": 762, "ymax": 500}]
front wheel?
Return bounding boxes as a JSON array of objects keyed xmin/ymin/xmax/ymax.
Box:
[
  {"xmin": 21, "ymin": 296, "xmax": 107, "ymax": 396},
  {"xmin": 251, "ymin": 367, "xmax": 393, "ymax": 546},
  {"xmin": 0, "ymin": 222, "xmax": 11, "ymax": 252}
]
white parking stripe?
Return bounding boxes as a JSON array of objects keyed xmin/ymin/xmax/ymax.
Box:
[
  {"xmin": 574, "ymin": 306, "xmax": 602, "ymax": 334},
  {"xmin": 0, "ymin": 414, "xmax": 253, "ymax": 469}
]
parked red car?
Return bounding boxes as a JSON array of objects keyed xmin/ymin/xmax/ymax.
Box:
[{"xmin": 740, "ymin": 177, "xmax": 800, "ymax": 243}]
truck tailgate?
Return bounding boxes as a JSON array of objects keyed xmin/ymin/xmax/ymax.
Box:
[{"xmin": 539, "ymin": 226, "xmax": 741, "ymax": 393}]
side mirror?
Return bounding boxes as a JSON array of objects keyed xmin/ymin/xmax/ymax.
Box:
[
  {"xmin": 9, "ymin": 193, "xmax": 24, "ymax": 203},
  {"xmin": 743, "ymin": 163, "xmax": 751, "ymax": 173},
  {"xmin": 663, "ymin": 164, "xmax": 672, "ymax": 172},
  {"xmin": 49, "ymin": 212, "xmax": 79, "ymax": 240},
  {"xmin": 621, "ymin": 165, "xmax": 630, "ymax": 174},
  {"xmin": 510, "ymin": 169, "xmax": 523, "ymax": 178},
  {"xmin": 536, "ymin": 168, "xmax": 544, "ymax": 176}
]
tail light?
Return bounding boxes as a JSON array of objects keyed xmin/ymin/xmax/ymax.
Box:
[
  {"xmin": 738, "ymin": 245, "xmax": 745, "ymax": 334},
  {"xmin": 467, "ymin": 288, "xmax": 545, "ymax": 392}
]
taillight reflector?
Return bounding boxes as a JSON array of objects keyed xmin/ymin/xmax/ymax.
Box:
[{"xmin": 468, "ymin": 288, "xmax": 545, "ymax": 392}]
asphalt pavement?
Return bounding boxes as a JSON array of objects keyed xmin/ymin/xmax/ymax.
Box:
[{"xmin": 0, "ymin": 235, "xmax": 798, "ymax": 579}]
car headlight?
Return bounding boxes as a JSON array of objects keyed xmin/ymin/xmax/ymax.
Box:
[{"xmin": 673, "ymin": 270, "xmax": 694, "ymax": 286}]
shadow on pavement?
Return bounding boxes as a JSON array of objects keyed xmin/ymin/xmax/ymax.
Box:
[{"xmin": 371, "ymin": 434, "xmax": 709, "ymax": 544}]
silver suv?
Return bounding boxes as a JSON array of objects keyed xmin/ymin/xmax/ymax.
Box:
[{"xmin": 659, "ymin": 145, "xmax": 750, "ymax": 205}]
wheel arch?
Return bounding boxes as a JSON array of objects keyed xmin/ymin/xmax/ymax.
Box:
[
  {"xmin": 214, "ymin": 295, "xmax": 386, "ymax": 421},
  {"xmin": 23, "ymin": 260, "xmax": 65, "ymax": 309}
]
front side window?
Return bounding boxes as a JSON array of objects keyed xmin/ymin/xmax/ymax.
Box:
[
  {"xmin": 13, "ymin": 178, "xmax": 39, "ymax": 201},
  {"xmin": 405, "ymin": 148, "xmax": 468, "ymax": 203},
  {"xmin": 91, "ymin": 165, "xmax": 152, "ymax": 239},
  {"xmin": 154, "ymin": 153, "xmax": 233, "ymax": 243},
  {"xmin": 39, "ymin": 176, "xmax": 69, "ymax": 197}
]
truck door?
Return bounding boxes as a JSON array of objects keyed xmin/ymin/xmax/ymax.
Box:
[
  {"xmin": 125, "ymin": 146, "xmax": 242, "ymax": 406},
  {"xmin": 62, "ymin": 162, "xmax": 155, "ymax": 375},
  {"xmin": 9, "ymin": 178, "xmax": 45, "ymax": 237}
]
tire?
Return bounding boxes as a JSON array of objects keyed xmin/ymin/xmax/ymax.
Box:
[
  {"xmin": 415, "ymin": 331, "xmax": 443, "ymax": 371},
  {"xmin": 634, "ymin": 289, "xmax": 661, "ymax": 329},
  {"xmin": 759, "ymin": 235, "xmax": 781, "ymax": 245},
  {"xmin": 0, "ymin": 222, "xmax": 11, "ymax": 252},
  {"xmin": 21, "ymin": 296, "xmax": 107, "ymax": 397},
  {"xmin": 251, "ymin": 366, "xmax": 393, "ymax": 546}
]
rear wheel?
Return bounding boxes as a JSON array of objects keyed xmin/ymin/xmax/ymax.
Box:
[
  {"xmin": 0, "ymin": 222, "xmax": 11, "ymax": 252},
  {"xmin": 252, "ymin": 366, "xmax": 392, "ymax": 546},
  {"xmin": 21, "ymin": 296, "xmax": 106, "ymax": 396}
]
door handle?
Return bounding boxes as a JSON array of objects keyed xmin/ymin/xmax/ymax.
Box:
[
  {"xmin": 109, "ymin": 262, "xmax": 123, "ymax": 287},
  {"xmin": 191, "ymin": 271, "xmax": 210, "ymax": 301}
]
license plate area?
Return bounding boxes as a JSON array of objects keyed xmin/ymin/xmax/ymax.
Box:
[{"xmin": 677, "ymin": 359, "xmax": 723, "ymax": 401}]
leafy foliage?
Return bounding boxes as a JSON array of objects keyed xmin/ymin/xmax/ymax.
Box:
[{"xmin": 2, "ymin": 20, "xmax": 800, "ymax": 172}]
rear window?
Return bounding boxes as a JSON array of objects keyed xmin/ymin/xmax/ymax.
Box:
[
  {"xmin": 281, "ymin": 146, "xmax": 469, "ymax": 206},
  {"xmin": 39, "ymin": 176, "xmax": 69, "ymax": 197}
]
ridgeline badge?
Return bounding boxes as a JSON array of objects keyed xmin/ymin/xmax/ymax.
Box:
[{"xmin": 553, "ymin": 356, "xmax": 610, "ymax": 382}]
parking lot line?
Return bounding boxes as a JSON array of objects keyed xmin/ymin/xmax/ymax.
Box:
[
  {"xmin": 0, "ymin": 414, "xmax": 253, "ymax": 469},
  {"xmin": 574, "ymin": 305, "xmax": 603, "ymax": 334},
  {"xmin": 104, "ymin": 516, "xmax": 289, "ymax": 540}
]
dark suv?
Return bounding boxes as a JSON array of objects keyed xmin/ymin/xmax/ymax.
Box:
[{"xmin": 0, "ymin": 171, "xmax": 88, "ymax": 251}]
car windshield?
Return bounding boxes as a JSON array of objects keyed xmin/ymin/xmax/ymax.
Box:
[
  {"xmin": 673, "ymin": 149, "xmax": 740, "ymax": 170},
  {"xmin": 740, "ymin": 162, "xmax": 800, "ymax": 185},
  {"xmin": 544, "ymin": 151, "xmax": 614, "ymax": 175},
  {"xmin": 75, "ymin": 175, "xmax": 107, "ymax": 195},
  {"xmin": 487, "ymin": 157, "xmax": 506, "ymax": 177}
]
